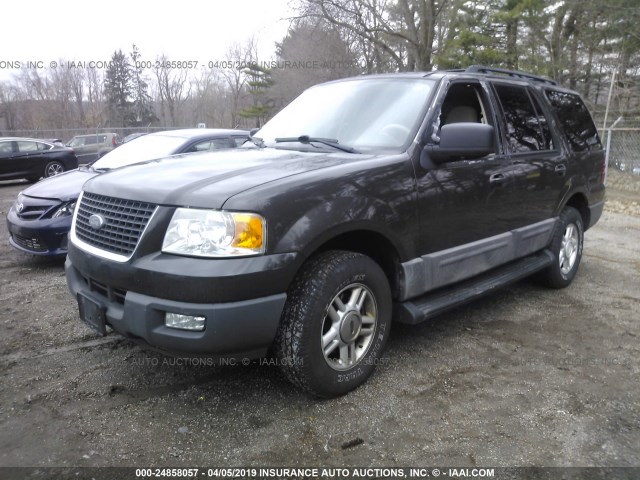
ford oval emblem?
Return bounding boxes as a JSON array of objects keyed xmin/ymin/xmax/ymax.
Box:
[{"xmin": 88, "ymin": 214, "xmax": 106, "ymax": 230}]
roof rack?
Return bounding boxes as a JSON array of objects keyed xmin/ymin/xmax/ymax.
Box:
[{"xmin": 465, "ymin": 65, "xmax": 558, "ymax": 85}]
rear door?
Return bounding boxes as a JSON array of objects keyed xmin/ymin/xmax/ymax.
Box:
[
  {"xmin": 491, "ymin": 82, "xmax": 566, "ymax": 227},
  {"xmin": 0, "ymin": 140, "xmax": 18, "ymax": 177},
  {"xmin": 14, "ymin": 141, "xmax": 42, "ymax": 176}
]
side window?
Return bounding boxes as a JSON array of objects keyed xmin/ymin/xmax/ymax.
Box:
[
  {"xmin": 17, "ymin": 141, "xmax": 38, "ymax": 152},
  {"xmin": 494, "ymin": 84, "xmax": 550, "ymax": 153},
  {"xmin": 431, "ymin": 81, "xmax": 494, "ymax": 144},
  {"xmin": 439, "ymin": 82, "xmax": 487, "ymax": 127},
  {"xmin": 210, "ymin": 138, "xmax": 231, "ymax": 150},
  {"xmin": 97, "ymin": 135, "xmax": 107, "ymax": 144},
  {"xmin": 232, "ymin": 137, "xmax": 247, "ymax": 147},
  {"xmin": 528, "ymin": 92, "xmax": 555, "ymax": 150},
  {"xmin": 545, "ymin": 90, "xmax": 602, "ymax": 152},
  {"xmin": 186, "ymin": 141, "xmax": 212, "ymax": 152},
  {"xmin": 36, "ymin": 142, "xmax": 52, "ymax": 151},
  {"xmin": 84, "ymin": 136, "xmax": 98, "ymax": 145},
  {"xmin": 0, "ymin": 141, "xmax": 14, "ymax": 153},
  {"xmin": 68, "ymin": 137, "xmax": 84, "ymax": 147}
]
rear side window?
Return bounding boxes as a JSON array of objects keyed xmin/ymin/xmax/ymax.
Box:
[
  {"xmin": 545, "ymin": 90, "xmax": 601, "ymax": 152},
  {"xmin": 17, "ymin": 141, "xmax": 38, "ymax": 152},
  {"xmin": 494, "ymin": 84, "xmax": 553, "ymax": 153}
]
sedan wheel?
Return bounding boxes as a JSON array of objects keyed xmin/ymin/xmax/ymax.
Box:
[{"xmin": 44, "ymin": 161, "xmax": 65, "ymax": 178}]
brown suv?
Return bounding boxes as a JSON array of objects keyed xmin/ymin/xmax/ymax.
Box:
[{"xmin": 66, "ymin": 133, "xmax": 122, "ymax": 165}]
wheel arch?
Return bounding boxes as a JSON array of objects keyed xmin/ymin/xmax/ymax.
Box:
[
  {"xmin": 301, "ymin": 228, "xmax": 404, "ymax": 300},
  {"xmin": 562, "ymin": 192, "xmax": 590, "ymax": 229}
]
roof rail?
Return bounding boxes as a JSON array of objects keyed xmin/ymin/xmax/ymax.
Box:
[{"xmin": 465, "ymin": 65, "xmax": 558, "ymax": 86}]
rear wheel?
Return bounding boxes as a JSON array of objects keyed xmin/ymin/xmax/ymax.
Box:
[
  {"xmin": 539, "ymin": 206, "xmax": 584, "ymax": 289},
  {"xmin": 44, "ymin": 161, "xmax": 65, "ymax": 178},
  {"xmin": 275, "ymin": 250, "xmax": 392, "ymax": 398}
]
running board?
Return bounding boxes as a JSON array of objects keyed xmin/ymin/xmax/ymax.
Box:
[{"xmin": 394, "ymin": 250, "xmax": 554, "ymax": 325}]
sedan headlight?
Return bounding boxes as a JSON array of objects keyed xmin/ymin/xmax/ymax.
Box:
[
  {"xmin": 52, "ymin": 201, "xmax": 77, "ymax": 218},
  {"xmin": 162, "ymin": 208, "xmax": 265, "ymax": 257}
]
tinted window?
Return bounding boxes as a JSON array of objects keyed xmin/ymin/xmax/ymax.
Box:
[
  {"xmin": 494, "ymin": 84, "xmax": 550, "ymax": 153},
  {"xmin": 84, "ymin": 136, "xmax": 98, "ymax": 145},
  {"xmin": 528, "ymin": 93, "xmax": 554, "ymax": 150},
  {"xmin": 545, "ymin": 90, "xmax": 601, "ymax": 152}
]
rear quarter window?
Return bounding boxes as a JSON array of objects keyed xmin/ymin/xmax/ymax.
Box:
[{"xmin": 545, "ymin": 90, "xmax": 601, "ymax": 152}]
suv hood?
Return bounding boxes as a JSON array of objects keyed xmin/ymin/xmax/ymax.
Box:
[
  {"xmin": 82, "ymin": 148, "xmax": 370, "ymax": 208},
  {"xmin": 22, "ymin": 169, "xmax": 97, "ymax": 202}
]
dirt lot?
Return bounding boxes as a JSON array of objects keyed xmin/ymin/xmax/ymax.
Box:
[{"xmin": 0, "ymin": 172, "xmax": 639, "ymax": 471}]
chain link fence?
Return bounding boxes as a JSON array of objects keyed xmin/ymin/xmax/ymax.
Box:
[
  {"xmin": 0, "ymin": 126, "xmax": 194, "ymax": 143},
  {"xmin": 603, "ymin": 128, "xmax": 640, "ymax": 194}
]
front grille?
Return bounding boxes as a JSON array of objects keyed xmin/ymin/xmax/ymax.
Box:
[
  {"xmin": 18, "ymin": 206, "xmax": 50, "ymax": 220},
  {"xmin": 75, "ymin": 192, "xmax": 156, "ymax": 257},
  {"xmin": 12, "ymin": 234, "xmax": 47, "ymax": 252}
]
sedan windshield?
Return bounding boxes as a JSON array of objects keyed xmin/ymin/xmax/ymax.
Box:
[
  {"xmin": 256, "ymin": 78, "xmax": 435, "ymax": 153},
  {"xmin": 91, "ymin": 135, "xmax": 187, "ymax": 170}
]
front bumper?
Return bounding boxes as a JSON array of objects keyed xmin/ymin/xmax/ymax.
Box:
[
  {"xmin": 65, "ymin": 245, "xmax": 295, "ymax": 357},
  {"xmin": 7, "ymin": 209, "xmax": 71, "ymax": 256}
]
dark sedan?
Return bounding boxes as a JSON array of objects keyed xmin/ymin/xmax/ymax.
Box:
[
  {"xmin": 0, "ymin": 137, "xmax": 78, "ymax": 182},
  {"xmin": 6, "ymin": 128, "xmax": 249, "ymax": 256}
]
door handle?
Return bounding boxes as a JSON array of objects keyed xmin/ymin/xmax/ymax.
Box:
[
  {"xmin": 489, "ymin": 173, "xmax": 506, "ymax": 184},
  {"xmin": 555, "ymin": 164, "xmax": 567, "ymax": 176}
]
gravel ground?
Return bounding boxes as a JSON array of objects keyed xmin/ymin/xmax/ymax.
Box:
[{"xmin": 0, "ymin": 175, "xmax": 639, "ymax": 471}]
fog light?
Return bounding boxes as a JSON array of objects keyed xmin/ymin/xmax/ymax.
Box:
[{"xmin": 165, "ymin": 313, "xmax": 206, "ymax": 331}]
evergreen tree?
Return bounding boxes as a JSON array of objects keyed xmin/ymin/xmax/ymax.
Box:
[
  {"xmin": 129, "ymin": 44, "xmax": 157, "ymax": 126},
  {"xmin": 103, "ymin": 49, "xmax": 134, "ymax": 127},
  {"xmin": 238, "ymin": 64, "xmax": 274, "ymax": 128}
]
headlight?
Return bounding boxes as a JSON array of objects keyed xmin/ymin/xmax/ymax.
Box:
[
  {"xmin": 162, "ymin": 208, "xmax": 265, "ymax": 257},
  {"xmin": 52, "ymin": 201, "xmax": 77, "ymax": 218},
  {"xmin": 13, "ymin": 193, "xmax": 24, "ymax": 212}
]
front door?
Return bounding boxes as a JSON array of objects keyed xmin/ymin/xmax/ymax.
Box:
[{"xmin": 415, "ymin": 79, "xmax": 517, "ymax": 255}]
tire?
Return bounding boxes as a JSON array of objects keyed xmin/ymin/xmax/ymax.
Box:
[
  {"xmin": 44, "ymin": 161, "xmax": 65, "ymax": 178},
  {"xmin": 539, "ymin": 206, "xmax": 584, "ymax": 289},
  {"xmin": 275, "ymin": 250, "xmax": 392, "ymax": 398}
]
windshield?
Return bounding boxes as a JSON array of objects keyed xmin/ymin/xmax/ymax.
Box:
[
  {"xmin": 256, "ymin": 78, "xmax": 435, "ymax": 153},
  {"xmin": 92, "ymin": 135, "xmax": 186, "ymax": 169}
]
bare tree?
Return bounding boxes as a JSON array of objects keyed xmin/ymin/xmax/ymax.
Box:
[
  {"xmin": 153, "ymin": 55, "xmax": 191, "ymax": 127},
  {"xmin": 219, "ymin": 39, "xmax": 257, "ymax": 128},
  {"xmin": 298, "ymin": 0, "xmax": 450, "ymax": 71}
]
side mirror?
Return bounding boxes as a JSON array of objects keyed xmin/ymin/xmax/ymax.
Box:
[
  {"xmin": 425, "ymin": 123, "xmax": 495, "ymax": 163},
  {"xmin": 249, "ymin": 128, "xmax": 260, "ymax": 137}
]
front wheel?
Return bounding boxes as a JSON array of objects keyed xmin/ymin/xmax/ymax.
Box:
[
  {"xmin": 275, "ymin": 250, "xmax": 392, "ymax": 398},
  {"xmin": 44, "ymin": 161, "xmax": 65, "ymax": 178},
  {"xmin": 539, "ymin": 206, "xmax": 584, "ymax": 289}
]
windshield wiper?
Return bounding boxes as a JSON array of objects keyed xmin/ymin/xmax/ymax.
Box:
[{"xmin": 275, "ymin": 135, "xmax": 359, "ymax": 154}]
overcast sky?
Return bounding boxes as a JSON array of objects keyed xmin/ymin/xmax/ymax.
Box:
[{"xmin": 0, "ymin": 0, "xmax": 295, "ymax": 81}]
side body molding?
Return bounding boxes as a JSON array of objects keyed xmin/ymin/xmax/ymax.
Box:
[{"xmin": 399, "ymin": 218, "xmax": 557, "ymax": 301}]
